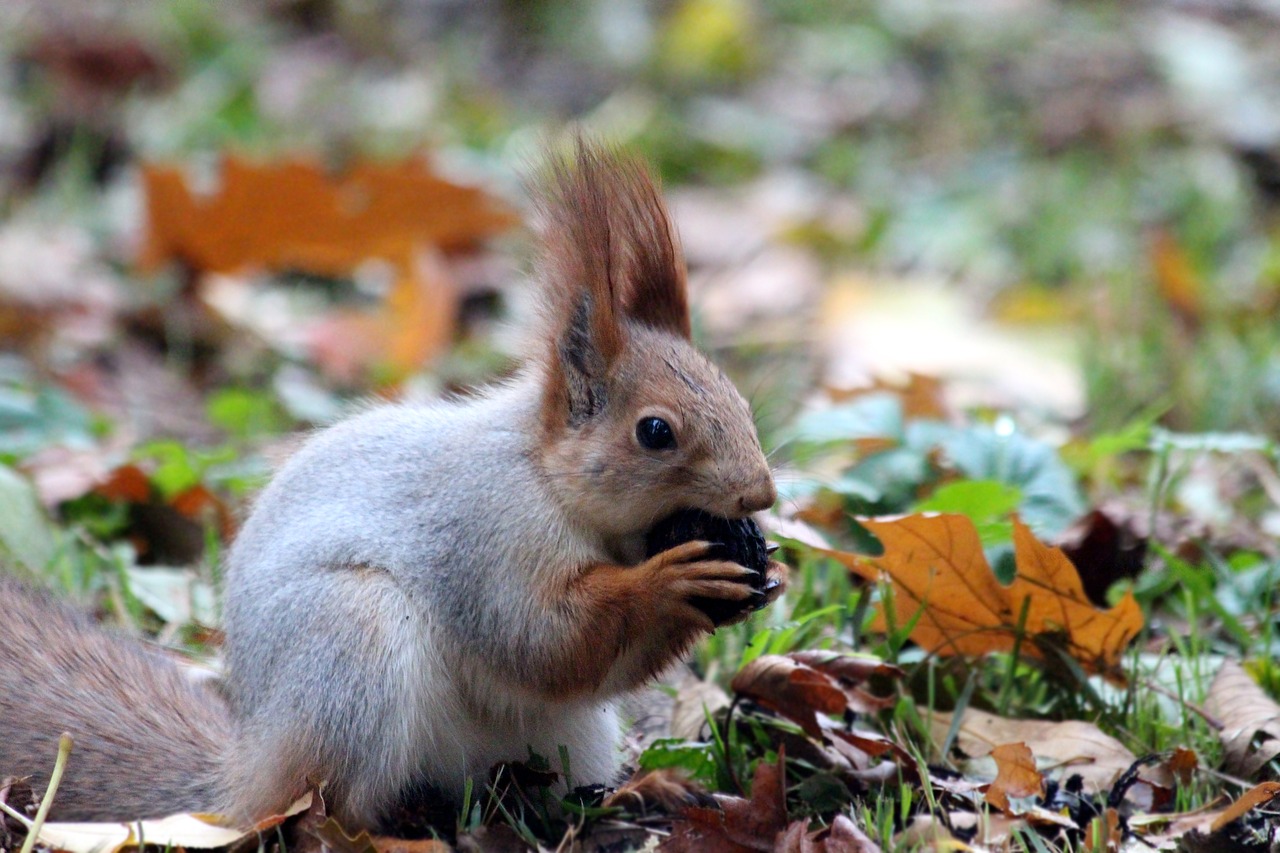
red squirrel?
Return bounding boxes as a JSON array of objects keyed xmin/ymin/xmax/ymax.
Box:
[{"xmin": 0, "ymin": 140, "xmax": 786, "ymax": 831}]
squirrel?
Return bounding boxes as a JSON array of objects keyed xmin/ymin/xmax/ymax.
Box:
[{"xmin": 0, "ymin": 140, "xmax": 785, "ymax": 833}]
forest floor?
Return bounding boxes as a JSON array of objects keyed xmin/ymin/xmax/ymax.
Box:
[{"xmin": 2, "ymin": 1, "xmax": 1280, "ymax": 851}]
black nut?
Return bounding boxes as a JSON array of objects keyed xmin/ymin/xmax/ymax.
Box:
[{"xmin": 645, "ymin": 509, "xmax": 771, "ymax": 625}]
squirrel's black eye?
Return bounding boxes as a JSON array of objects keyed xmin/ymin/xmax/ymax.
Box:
[{"xmin": 636, "ymin": 416, "xmax": 676, "ymax": 450}]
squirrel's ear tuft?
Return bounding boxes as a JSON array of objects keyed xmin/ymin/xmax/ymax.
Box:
[
  {"xmin": 532, "ymin": 136, "xmax": 627, "ymax": 427},
  {"xmin": 531, "ymin": 136, "xmax": 693, "ymax": 427},
  {"xmin": 606, "ymin": 150, "xmax": 691, "ymax": 341},
  {"xmin": 531, "ymin": 136, "xmax": 690, "ymax": 343}
]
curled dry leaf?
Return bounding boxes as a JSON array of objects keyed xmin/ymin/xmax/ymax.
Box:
[
  {"xmin": 930, "ymin": 708, "xmax": 1137, "ymax": 793},
  {"xmin": 730, "ymin": 652, "xmax": 903, "ymax": 739},
  {"xmin": 776, "ymin": 814, "xmax": 882, "ymax": 853},
  {"xmin": 1208, "ymin": 781, "xmax": 1280, "ymax": 834},
  {"xmin": 985, "ymin": 742, "xmax": 1045, "ymax": 814},
  {"xmin": 841, "ymin": 514, "xmax": 1143, "ymax": 676},
  {"xmin": 670, "ymin": 667, "xmax": 732, "ymax": 741},
  {"xmin": 604, "ymin": 768, "xmax": 710, "ymax": 814},
  {"xmin": 1207, "ymin": 659, "xmax": 1280, "ymax": 777},
  {"xmin": 662, "ymin": 752, "xmax": 788, "ymax": 852},
  {"xmin": 1165, "ymin": 747, "xmax": 1198, "ymax": 785}
]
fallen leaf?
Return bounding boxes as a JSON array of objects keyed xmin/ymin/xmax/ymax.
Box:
[
  {"xmin": 139, "ymin": 156, "xmax": 514, "ymax": 276},
  {"xmin": 663, "ymin": 752, "xmax": 789, "ymax": 852},
  {"xmin": 605, "ymin": 768, "xmax": 708, "ymax": 814},
  {"xmin": 95, "ymin": 463, "xmax": 151, "ymax": 503},
  {"xmin": 777, "ymin": 814, "xmax": 882, "ymax": 853},
  {"xmin": 730, "ymin": 652, "xmax": 902, "ymax": 739},
  {"xmin": 18, "ymin": 795, "xmax": 310, "ymax": 853},
  {"xmin": 670, "ymin": 668, "xmax": 732, "ymax": 741},
  {"xmin": 732, "ymin": 655, "xmax": 843, "ymax": 739},
  {"xmin": 1165, "ymin": 747, "xmax": 1198, "ymax": 785},
  {"xmin": 1149, "ymin": 227, "xmax": 1202, "ymax": 328},
  {"xmin": 827, "ymin": 372, "xmax": 948, "ymax": 421},
  {"xmin": 22, "ymin": 31, "xmax": 166, "ymax": 104},
  {"xmin": 1209, "ymin": 781, "xmax": 1280, "ymax": 833},
  {"xmin": 985, "ymin": 742, "xmax": 1045, "ymax": 814},
  {"xmin": 140, "ymin": 156, "xmax": 516, "ymax": 382},
  {"xmin": 304, "ymin": 248, "xmax": 457, "ymax": 384},
  {"xmin": 848, "ymin": 514, "xmax": 1143, "ymax": 676},
  {"xmin": 1207, "ymin": 659, "xmax": 1280, "ymax": 777},
  {"xmin": 930, "ymin": 708, "xmax": 1137, "ymax": 793}
]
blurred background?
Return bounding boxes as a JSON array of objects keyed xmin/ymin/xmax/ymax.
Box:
[{"xmin": 1, "ymin": 0, "xmax": 1279, "ymax": 605}]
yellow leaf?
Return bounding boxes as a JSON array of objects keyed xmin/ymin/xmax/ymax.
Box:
[{"xmin": 854, "ymin": 514, "xmax": 1143, "ymax": 674}]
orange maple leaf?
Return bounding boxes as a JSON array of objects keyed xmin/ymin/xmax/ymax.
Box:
[
  {"xmin": 838, "ymin": 514, "xmax": 1143, "ymax": 674},
  {"xmin": 139, "ymin": 156, "xmax": 517, "ymax": 383},
  {"xmin": 139, "ymin": 156, "xmax": 515, "ymax": 276}
]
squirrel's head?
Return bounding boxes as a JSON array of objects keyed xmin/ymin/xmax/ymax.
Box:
[{"xmin": 530, "ymin": 138, "xmax": 776, "ymax": 539}]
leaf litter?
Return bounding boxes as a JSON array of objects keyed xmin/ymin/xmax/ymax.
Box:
[{"xmin": 3, "ymin": 2, "xmax": 1280, "ymax": 851}]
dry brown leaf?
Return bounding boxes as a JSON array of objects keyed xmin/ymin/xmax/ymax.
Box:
[
  {"xmin": 604, "ymin": 768, "xmax": 708, "ymax": 814},
  {"xmin": 776, "ymin": 814, "xmax": 882, "ymax": 853},
  {"xmin": 662, "ymin": 752, "xmax": 788, "ymax": 852},
  {"xmin": 1207, "ymin": 659, "xmax": 1280, "ymax": 777},
  {"xmin": 731, "ymin": 655, "xmax": 844, "ymax": 739},
  {"xmin": 930, "ymin": 708, "xmax": 1137, "ymax": 793},
  {"xmin": 95, "ymin": 463, "xmax": 152, "ymax": 503},
  {"xmin": 849, "ymin": 514, "xmax": 1143, "ymax": 675},
  {"xmin": 985, "ymin": 743, "xmax": 1045, "ymax": 814},
  {"xmin": 730, "ymin": 652, "xmax": 902, "ymax": 739},
  {"xmin": 826, "ymin": 372, "xmax": 947, "ymax": 420},
  {"xmin": 1165, "ymin": 747, "xmax": 1198, "ymax": 785},
  {"xmin": 670, "ymin": 668, "xmax": 732, "ymax": 741},
  {"xmin": 1209, "ymin": 781, "xmax": 1280, "ymax": 833}
]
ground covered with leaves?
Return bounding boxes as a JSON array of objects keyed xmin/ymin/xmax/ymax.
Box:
[{"xmin": 2, "ymin": 1, "xmax": 1280, "ymax": 851}]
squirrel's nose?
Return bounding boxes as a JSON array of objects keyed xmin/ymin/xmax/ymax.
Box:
[{"xmin": 737, "ymin": 476, "xmax": 777, "ymax": 514}]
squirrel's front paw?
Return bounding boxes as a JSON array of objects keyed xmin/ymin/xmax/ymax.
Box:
[{"xmin": 641, "ymin": 542, "xmax": 761, "ymax": 630}]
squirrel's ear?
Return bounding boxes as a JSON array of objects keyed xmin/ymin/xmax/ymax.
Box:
[
  {"xmin": 613, "ymin": 158, "xmax": 692, "ymax": 341},
  {"xmin": 533, "ymin": 138, "xmax": 628, "ymax": 427}
]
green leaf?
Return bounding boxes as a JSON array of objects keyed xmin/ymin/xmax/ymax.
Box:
[
  {"xmin": 207, "ymin": 387, "xmax": 286, "ymax": 439},
  {"xmin": 0, "ymin": 465, "xmax": 58, "ymax": 572},
  {"xmin": 788, "ymin": 393, "xmax": 904, "ymax": 448},
  {"xmin": 908, "ymin": 421, "xmax": 1084, "ymax": 536},
  {"xmin": 914, "ymin": 479, "xmax": 1021, "ymax": 544},
  {"xmin": 637, "ymin": 739, "xmax": 720, "ymax": 788}
]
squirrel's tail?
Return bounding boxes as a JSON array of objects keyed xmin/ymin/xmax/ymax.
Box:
[{"xmin": 0, "ymin": 575, "xmax": 233, "ymax": 821}]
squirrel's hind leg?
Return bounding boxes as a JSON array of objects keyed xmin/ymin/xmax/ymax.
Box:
[{"xmin": 223, "ymin": 565, "xmax": 434, "ymax": 830}]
